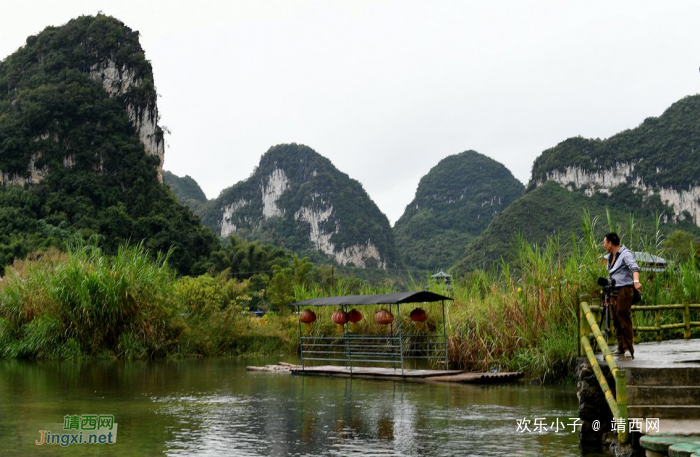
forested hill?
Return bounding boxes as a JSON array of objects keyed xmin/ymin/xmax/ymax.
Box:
[
  {"xmin": 394, "ymin": 150, "xmax": 523, "ymax": 271},
  {"xmin": 531, "ymin": 95, "xmax": 700, "ymax": 225},
  {"xmin": 199, "ymin": 143, "xmax": 401, "ymax": 269},
  {"xmin": 0, "ymin": 14, "xmax": 218, "ymax": 274},
  {"xmin": 455, "ymin": 95, "xmax": 700, "ymax": 271},
  {"xmin": 164, "ymin": 171, "xmax": 208, "ymax": 211}
]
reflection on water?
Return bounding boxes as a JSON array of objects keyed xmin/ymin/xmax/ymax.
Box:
[{"xmin": 0, "ymin": 358, "xmax": 581, "ymax": 456}]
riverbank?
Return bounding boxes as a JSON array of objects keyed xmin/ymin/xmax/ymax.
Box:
[
  {"xmin": 0, "ymin": 241, "xmax": 577, "ymax": 381},
  {"xmin": 1, "ymin": 217, "xmax": 699, "ymax": 383}
]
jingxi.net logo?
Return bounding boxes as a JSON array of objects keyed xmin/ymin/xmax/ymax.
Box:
[{"xmin": 35, "ymin": 414, "xmax": 117, "ymax": 447}]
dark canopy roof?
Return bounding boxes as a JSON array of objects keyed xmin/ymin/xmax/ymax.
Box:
[{"xmin": 291, "ymin": 291, "xmax": 452, "ymax": 307}]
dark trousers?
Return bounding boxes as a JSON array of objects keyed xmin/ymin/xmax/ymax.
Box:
[{"xmin": 611, "ymin": 286, "xmax": 634, "ymax": 354}]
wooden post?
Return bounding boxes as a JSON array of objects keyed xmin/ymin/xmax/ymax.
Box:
[
  {"xmin": 581, "ymin": 337, "xmax": 620, "ymax": 418},
  {"xmin": 442, "ymin": 300, "xmax": 449, "ymax": 370},
  {"xmin": 397, "ymin": 303, "xmax": 404, "ymax": 375},
  {"xmin": 578, "ymin": 305, "xmax": 583, "ymax": 356},
  {"xmin": 655, "ymin": 309, "xmax": 661, "ymax": 342},
  {"xmin": 297, "ymin": 305, "xmax": 305, "ymax": 370},
  {"xmin": 616, "ymin": 370, "xmax": 628, "ymax": 445},
  {"xmin": 684, "ymin": 300, "xmax": 691, "ymax": 339},
  {"xmin": 580, "ymin": 300, "xmax": 620, "ymax": 376},
  {"xmin": 578, "ymin": 294, "xmax": 589, "ymax": 356}
]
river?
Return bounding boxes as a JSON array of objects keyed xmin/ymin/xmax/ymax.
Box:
[{"xmin": 0, "ymin": 358, "xmax": 583, "ymax": 456}]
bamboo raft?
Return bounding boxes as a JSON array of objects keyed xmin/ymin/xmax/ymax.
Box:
[
  {"xmin": 246, "ymin": 362, "xmax": 300, "ymax": 373},
  {"xmin": 246, "ymin": 362, "xmax": 524, "ymax": 384}
]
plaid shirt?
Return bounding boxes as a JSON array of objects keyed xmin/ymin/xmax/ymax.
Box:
[{"xmin": 607, "ymin": 245, "xmax": 640, "ymax": 287}]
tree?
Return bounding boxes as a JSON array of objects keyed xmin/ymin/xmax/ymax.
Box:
[{"xmin": 663, "ymin": 230, "xmax": 699, "ymax": 261}]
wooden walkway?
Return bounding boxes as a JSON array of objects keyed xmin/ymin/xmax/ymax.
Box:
[
  {"xmin": 246, "ymin": 362, "xmax": 524, "ymax": 384},
  {"xmin": 595, "ymin": 338, "xmax": 700, "ymax": 441}
]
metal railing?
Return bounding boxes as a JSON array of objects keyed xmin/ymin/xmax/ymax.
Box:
[
  {"xmin": 588, "ymin": 302, "xmax": 700, "ymax": 342},
  {"xmin": 300, "ymin": 334, "xmax": 448, "ymax": 368},
  {"xmin": 578, "ymin": 296, "xmax": 629, "ymax": 444},
  {"xmin": 297, "ymin": 301, "xmax": 450, "ymax": 375},
  {"xmin": 580, "ymin": 296, "xmax": 700, "ymax": 445}
]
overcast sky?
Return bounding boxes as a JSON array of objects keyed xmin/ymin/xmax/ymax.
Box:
[{"xmin": 2, "ymin": 1, "xmax": 699, "ymax": 225}]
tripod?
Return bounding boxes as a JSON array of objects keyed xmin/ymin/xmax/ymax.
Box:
[{"xmin": 593, "ymin": 288, "xmax": 612, "ymax": 353}]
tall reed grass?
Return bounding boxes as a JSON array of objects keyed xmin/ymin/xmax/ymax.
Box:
[
  {"xmin": 292, "ymin": 212, "xmax": 700, "ymax": 382},
  {"xmin": 443, "ymin": 213, "xmax": 700, "ymax": 381},
  {"xmin": 1, "ymin": 213, "xmax": 698, "ymax": 384},
  {"xmin": 0, "ymin": 242, "xmax": 301, "ymax": 359},
  {"xmin": 0, "ymin": 242, "xmax": 182, "ymax": 358}
]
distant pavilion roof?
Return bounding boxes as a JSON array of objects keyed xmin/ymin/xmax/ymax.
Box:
[
  {"xmin": 602, "ymin": 251, "xmax": 667, "ymax": 265},
  {"xmin": 431, "ymin": 269, "xmax": 452, "ymax": 278},
  {"xmin": 633, "ymin": 252, "xmax": 667, "ymax": 265},
  {"xmin": 602, "ymin": 251, "xmax": 667, "ymax": 272},
  {"xmin": 603, "ymin": 251, "xmax": 668, "ymax": 265},
  {"xmin": 291, "ymin": 291, "xmax": 452, "ymax": 307}
]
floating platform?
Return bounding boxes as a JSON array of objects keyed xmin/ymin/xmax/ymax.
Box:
[{"xmin": 246, "ymin": 363, "xmax": 524, "ymax": 384}]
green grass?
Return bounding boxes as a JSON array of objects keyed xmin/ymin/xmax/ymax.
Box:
[
  {"xmin": 0, "ymin": 242, "xmax": 182, "ymax": 359},
  {"xmin": 0, "ymin": 242, "xmax": 298, "ymax": 360},
  {"xmin": 1, "ymin": 214, "xmax": 699, "ymax": 383}
]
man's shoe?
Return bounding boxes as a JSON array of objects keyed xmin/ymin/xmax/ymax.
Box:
[
  {"xmin": 624, "ymin": 350, "xmax": 634, "ymax": 359},
  {"xmin": 611, "ymin": 348, "xmax": 624, "ymax": 356}
]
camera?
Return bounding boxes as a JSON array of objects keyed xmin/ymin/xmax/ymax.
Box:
[{"xmin": 597, "ymin": 276, "xmax": 616, "ymax": 294}]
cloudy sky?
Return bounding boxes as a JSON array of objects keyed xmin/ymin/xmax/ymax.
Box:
[{"xmin": 2, "ymin": 1, "xmax": 699, "ymax": 224}]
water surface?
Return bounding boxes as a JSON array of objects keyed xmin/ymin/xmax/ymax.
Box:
[{"xmin": 0, "ymin": 358, "xmax": 581, "ymax": 456}]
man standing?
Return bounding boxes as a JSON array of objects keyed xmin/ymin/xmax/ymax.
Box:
[{"xmin": 603, "ymin": 232, "xmax": 642, "ymax": 358}]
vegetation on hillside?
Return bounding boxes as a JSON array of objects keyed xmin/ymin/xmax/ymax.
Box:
[
  {"xmin": 456, "ymin": 95, "xmax": 700, "ymax": 272},
  {"xmin": 531, "ymin": 95, "xmax": 700, "ymax": 190},
  {"xmin": 455, "ymin": 180, "xmax": 700, "ymax": 272},
  {"xmin": 0, "ymin": 15, "xmax": 218, "ymax": 274},
  {"xmin": 163, "ymin": 170, "xmax": 208, "ymax": 211},
  {"xmin": 394, "ymin": 150, "xmax": 523, "ymax": 271},
  {"xmin": 199, "ymin": 143, "xmax": 401, "ymax": 268}
]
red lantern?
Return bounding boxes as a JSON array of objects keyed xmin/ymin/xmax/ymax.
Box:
[
  {"xmin": 300, "ymin": 309, "xmax": 317, "ymax": 324},
  {"xmin": 348, "ymin": 309, "xmax": 363, "ymax": 323},
  {"xmin": 409, "ymin": 308, "xmax": 427, "ymax": 322},
  {"xmin": 299, "ymin": 309, "xmax": 316, "ymax": 331},
  {"xmin": 332, "ymin": 310, "xmax": 348, "ymax": 332},
  {"xmin": 348, "ymin": 309, "xmax": 363, "ymax": 332},
  {"xmin": 410, "ymin": 308, "xmax": 427, "ymax": 330},
  {"xmin": 374, "ymin": 309, "xmax": 394, "ymax": 325}
]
